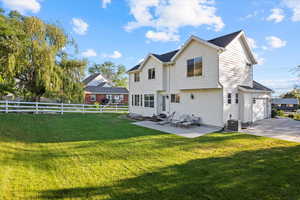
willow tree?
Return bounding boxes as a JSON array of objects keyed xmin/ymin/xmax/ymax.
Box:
[
  {"xmin": 13, "ymin": 17, "xmax": 66, "ymax": 101},
  {"xmin": 2, "ymin": 12, "xmax": 86, "ymax": 102},
  {"xmin": 50, "ymin": 54, "xmax": 87, "ymax": 103},
  {"xmin": 0, "ymin": 10, "xmax": 23, "ymax": 97}
]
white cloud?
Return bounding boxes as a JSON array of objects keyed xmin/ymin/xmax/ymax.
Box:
[
  {"xmin": 253, "ymin": 52, "xmax": 265, "ymax": 65},
  {"xmin": 125, "ymin": 0, "xmax": 224, "ymax": 42},
  {"xmin": 247, "ymin": 37, "xmax": 258, "ymax": 49},
  {"xmin": 72, "ymin": 18, "xmax": 89, "ymax": 35},
  {"xmin": 1, "ymin": 0, "xmax": 41, "ymax": 14},
  {"xmin": 103, "ymin": 51, "xmax": 122, "ymax": 59},
  {"xmin": 265, "ymin": 36, "xmax": 287, "ymax": 49},
  {"xmin": 146, "ymin": 30, "xmax": 179, "ymax": 42},
  {"xmin": 283, "ymin": 0, "xmax": 300, "ymax": 21},
  {"xmin": 266, "ymin": 8, "xmax": 285, "ymax": 23},
  {"xmin": 82, "ymin": 49, "xmax": 97, "ymax": 57},
  {"xmin": 102, "ymin": 0, "xmax": 112, "ymax": 8},
  {"xmin": 260, "ymin": 78, "xmax": 299, "ymax": 95},
  {"xmin": 240, "ymin": 10, "xmax": 263, "ymax": 20}
]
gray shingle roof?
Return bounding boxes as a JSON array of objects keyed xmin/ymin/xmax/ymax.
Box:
[
  {"xmin": 82, "ymin": 73, "xmax": 101, "ymax": 85},
  {"xmin": 85, "ymin": 86, "xmax": 129, "ymax": 94},
  {"xmin": 152, "ymin": 50, "xmax": 179, "ymax": 62},
  {"xmin": 239, "ymin": 81, "xmax": 273, "ymax": 92},
  {"xmin": 128, "ymin": 31, "xmax": 243, "ymax": 72},
  {"xmin": 272, "ymin": 98, "xmax": 299, "ymax": 105},
  {"xmin": 208, "ymin": 30, "xmax": 243, "ymax": 48}
]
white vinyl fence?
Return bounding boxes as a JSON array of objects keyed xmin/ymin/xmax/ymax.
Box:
[{"xmin": 0, "ymin": 101, "xmax": 128, "ymax": 114}]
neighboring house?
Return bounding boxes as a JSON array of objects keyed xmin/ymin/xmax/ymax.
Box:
[
  {"xmin": 127, "ymin": 30, "xmax": 273, "ymax": 127},
  {"xmin": 83, "ymin": 73, "xmax": 129, "ymax": 104},
  {"xmin": 272, "ymin": 98, "xmax": 299, "ymax": 111}
]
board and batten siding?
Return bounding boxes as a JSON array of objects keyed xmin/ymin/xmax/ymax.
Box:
[{"xmin": 219, "ymin": 37, "xmax": 254, "ymax": 123}]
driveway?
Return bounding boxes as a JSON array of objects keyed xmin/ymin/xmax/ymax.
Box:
[{"xmin": 244, "ymin": 118, "xmax": 300, "ymax": 143}]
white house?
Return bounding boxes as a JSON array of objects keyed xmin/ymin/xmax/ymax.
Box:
[{"xmin": 127, "ymin": 30, "xmax": 273, "ymax": 127}]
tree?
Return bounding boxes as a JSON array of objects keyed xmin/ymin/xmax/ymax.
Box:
[
  {"xmin": 281, "ymin": 89, "xmax": 300, "ymax": 99},
  {"xmin": 0, "ymin": 10, "xmax": 24, "ymax": 98},
  {"xmin": 88, "ymin": 61, "xmax": 128, "ymax": 88},
  {"xmin": 54, "ymin": 54, "xmax": 87, "ymax": 103},
  {"xmin": 0, "ymin": 10, "xmax": 87, "ymax": 102}
]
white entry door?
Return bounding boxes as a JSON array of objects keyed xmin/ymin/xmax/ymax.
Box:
[
  {"xmin": 253, "ymin": 99, "xmax": 268, "ymax": 122},
  {"xmin": 158, "ymin": 95, "xmax": 168, "ymax": 114}
]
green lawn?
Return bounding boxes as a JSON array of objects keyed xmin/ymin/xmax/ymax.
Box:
[{"xmin": 0, "ymin": 114, "xmax": 300, "ymax": 200}]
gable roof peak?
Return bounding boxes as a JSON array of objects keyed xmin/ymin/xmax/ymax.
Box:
[{"xmin": 208, "ymin": 30, "xmax": 244, "ymax": 48}]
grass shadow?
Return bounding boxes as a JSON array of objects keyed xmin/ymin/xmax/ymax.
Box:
[{"xmin": 38, "ymin": 145, "xmax": 300, "ymax": 200}]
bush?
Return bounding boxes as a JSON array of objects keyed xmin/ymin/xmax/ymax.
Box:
[
  {"xmin": 288, "ymin": 114, "xmax": 294, "ymax": 119},
  {"xmin": 294, "ymin": 114, "xmax": 300, "ymax": 121},
  {"xmin": 271, "ymin": 109, "xmax": 277, "ymax": 118},
  {"xmin": 277, "ymin": 110, "xmax": 285, "ymax": 117}
]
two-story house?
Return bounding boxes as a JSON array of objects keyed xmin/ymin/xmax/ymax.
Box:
[{"xmin": 127, "ymin": 30, "xmax": 273, "ymax": 127}]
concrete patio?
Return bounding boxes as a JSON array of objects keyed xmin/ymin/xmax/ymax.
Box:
[
  {"xmin": 243, "ymin": 118, "xmax": 300, "ymax": 143},
  {"xmin": 132, "ymin": 121, "xmax": 223, "ymax": 138}
]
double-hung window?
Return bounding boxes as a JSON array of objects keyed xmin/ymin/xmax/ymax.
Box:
[
  {"xmin": 187, "ymin": 57, "xmax": 203, "ymax": 77},
  {"xmin": 144, "ymin": 94, "xmax": 154, "ymax": 108},
  {"xmin": 228, "ymin": 93, "xmax": 232, "ymax": 104},
  {"xmin": 171, "ymin": 94, "xmax": 180, "ymax": 103},
  {"xmin": 134, "ymin": 73, "xmax": 140, "ymax": 82},
  {"xmin": 148, "ymin": 68, "xmax": 155, "ymax": 79},
  {"xmin": 131, "ymin": 95, "xmax": 134, "ymax": 106},
  {"xmin": 90, "ymin": 95, "xmax": 96, "ymax": 102},
  {"xmin": 235, "ymin": 93, "xmax": 239, "ymax": 104},
  {"xmin": 134, "ymin": 95, "xmax": 140, "ymax": 106}
]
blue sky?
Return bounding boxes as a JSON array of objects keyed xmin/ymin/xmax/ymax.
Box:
[{"xmin": 1, "ymin": 0, "xmax": 300, "ymax": 95}]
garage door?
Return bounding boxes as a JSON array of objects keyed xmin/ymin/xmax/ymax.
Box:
[{"xmin": 253, "ymin": 99, "xmax": 268, "ymax": 122}]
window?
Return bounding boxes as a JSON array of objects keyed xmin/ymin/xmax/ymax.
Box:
[
  {"xmin": 148, "ymin": 68, "xmax": 155, "ymax": 79},
  {"xmin": 187, "ymin": 57, "xmax": 203, "ymax": 77},
  {"xmin": 253, "ymin": 99, "xmax": 256, "ymax": 104},
  {"xmin": 140, "ymin": 94, "xmax": 143, "ymax": 106},
  {"xmin": 134, "ymin": 95, "xmax": 140, "ymax": 106},
  {"xmin": 288, "ymin": 104, "xmax": 294, "ymax": 107},
  {"xmin": 106, "ymin": 95, "xmax": 112, "ymax": 100},
  {"xmin": 131, "ymin": 95, "xmax": 134, "ymax": 106},
  {"xmin": 144, "ymin": 94, "xmax": 154, "ymax": 108},
  {"xmin": 235, "ymin": 93, "xmax": 239, "ymax": 104},
  {"xmin": 171, "ymin": 94, "xmax": 180, "ymax": 103},
  {"xmin": 90, "ymin": 95, "xmax": 96, "ymax": 102},
  {"xmin": 134, "ymin": 73, "xmax": 140, "ymax": 82},
  {"xmin": 227, "ymin": 93, "xmax": 232, "ymax": 104}
]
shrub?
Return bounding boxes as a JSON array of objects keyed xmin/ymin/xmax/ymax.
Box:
[
  {"xmin": 271, "ymin": 109, "xmax": 277, "ymax": 118},
  {"xmin": 94, "ymin": 102, "xmax": 100, "ymax": 109},
  {"xmin": 277, "ymin": 110, "xmax": 285, "ymax": 117},
  {"xmin": 294, "ymin": 114, "xmax": 300, "ymax": 121},
  {"xmin": 288, "ymin": 114, "xmax": 294, "ymax": 119}
]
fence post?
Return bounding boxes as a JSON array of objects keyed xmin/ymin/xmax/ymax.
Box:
[
  {"xmin": 5, "ymin": 100, "xmax": 8, "ymax": 113},
  {"xmin": 35, "ymin": 102, "xmax": 39, "ymax": 114},
  {"xmin": 61, "ymin": 103, "xmax": 64, "ymax": 115},
  {"xmin": 83, "ymin": 104, "xmax": 85, "ymax": 114},
  {"xmin": 115, "ymin": 104, "xmax": 117, "ymax": 112}
]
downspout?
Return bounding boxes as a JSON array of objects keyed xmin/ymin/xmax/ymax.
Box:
[
  {"xmin": 217, "ymin": 49, "xmax": 225, "ymax": 127},
  {"xmin": 168, "ymin": 63, "xmax": 171, "ymax": 115}
]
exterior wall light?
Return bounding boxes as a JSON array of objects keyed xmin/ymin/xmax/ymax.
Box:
[{"xmin": 191, "ymin": 94, "xmax": 194, "ymax": 99}]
